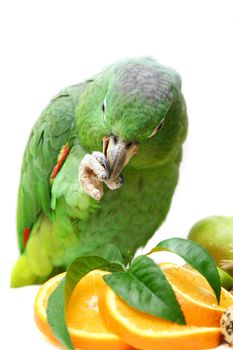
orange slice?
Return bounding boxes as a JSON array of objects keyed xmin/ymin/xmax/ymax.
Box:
[
  {"xmin": 34, "ymin": 271, "xmax": 132, "ymax": 350},
  {"xmin": 99, "ymin": 284, "xmax": 221, "ymax": 350},
  {"xmin": 161, "ymin": 264, "xmax": 233, "ymax": 327}
]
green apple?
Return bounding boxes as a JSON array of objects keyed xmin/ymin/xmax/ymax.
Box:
[
  {"xmin": 188, "ymin": 216, "xmax": 233, "ymax": 276},
  {"xmin": 217, "ymin": 268, "xmax": 233, "ymax": 290}
]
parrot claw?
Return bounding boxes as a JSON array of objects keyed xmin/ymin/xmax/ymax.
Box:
[
  {"xmin": 105, "ymin": 174, "xmax": 124, "ymax": 190},
  {"xmin": 79, "ymin": 152, "xmax": 110, "ymax": 200},
  {"xmin": 79, "ymin": 152, "xmax": 124, "ymax": 200},
  {"xmin": 92, "ymin": 151, "xmax": 110, "ymax": 179}
]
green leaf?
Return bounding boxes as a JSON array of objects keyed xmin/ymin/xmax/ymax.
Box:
[
  {"xmin": 47, "ymin": 279, "xmax": 74, "ymax": 350},
  {"xmin": 95, "ymin": 243, "xmax": 126, "ymax": 271},
  {"xmin": 151, "ymin": 237, "xmax": 221, "ymax": 303},
  {"xmin": 98, "ymin": 243, "xmax": 124, "ymax": 265},
  {"xmin": 64, "ymin": 256, "xmax": 112, "ymax": 304},
  {"xmin": 104, "ymin": 255, "xmax": 185, "ymax": 324},
  {"xmin": 47, "ymin": 256, "xmax": 112, "ymax": 350}
]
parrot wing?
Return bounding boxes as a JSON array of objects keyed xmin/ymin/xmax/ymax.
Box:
[{"xmin": 17, "ymin": 84, "xmax": 87, "ymax": 253}]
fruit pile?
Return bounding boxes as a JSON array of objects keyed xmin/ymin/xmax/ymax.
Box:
[{"xmin": 34, "ymin": 264, "xmax": 233, "ymax": 350}]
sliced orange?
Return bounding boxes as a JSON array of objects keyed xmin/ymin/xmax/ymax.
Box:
[
  {"xmin": 34, "ymin": 270, "xmax": 132, "ymax": 350},
  {"xmin": 161, "ymin": 264, "xmax": 233, "ymax": 327},
  {"xmin": 99, "ymin": 283, "xmax": 221, "ymax": 350}
]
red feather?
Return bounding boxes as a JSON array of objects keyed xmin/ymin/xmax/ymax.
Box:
[{"xmin": 23, "ymin": 228, "xmax": 31, "ymax": 248}]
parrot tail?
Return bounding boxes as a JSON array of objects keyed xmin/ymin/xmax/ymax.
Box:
[
  {"xmin": 11, "ymin": 254, "xmax": 49, "ymax": 287},
  {"xmin": 11, "ymin": 214, "xmax": 66, "ymax": 287}
]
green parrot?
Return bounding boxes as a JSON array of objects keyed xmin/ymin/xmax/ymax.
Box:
[{"xmin": 11, "ymin": 57, "xmax": 188, "ymax": 287}]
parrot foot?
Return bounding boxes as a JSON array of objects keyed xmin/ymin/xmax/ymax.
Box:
[
  {"xmin": 79, "ymin": 151, "xmax": 124, "ymax": 200},
  {"xmin": 79, "ymin": 152, "xmax": 110, "ymax": 200}
]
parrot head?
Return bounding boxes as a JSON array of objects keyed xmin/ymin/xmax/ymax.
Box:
[{"xmin": 76, "ymin": 57, "xmax": 187, "ymax": 181}]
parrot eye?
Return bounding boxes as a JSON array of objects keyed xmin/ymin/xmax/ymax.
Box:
[
  {"xmin": 102, "ymin": 98, "xmax": 107, "ymax": 123},
  {"xmin": 148, "ymin": 118, "xmax": 165, "ymax": 138}
]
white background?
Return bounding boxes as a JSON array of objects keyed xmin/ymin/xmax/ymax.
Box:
[{"xmin": 0, "ymin": 0, "xmax": 233, "ymax": 349}]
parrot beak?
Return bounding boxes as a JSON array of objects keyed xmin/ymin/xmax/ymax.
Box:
[{"xmin": 103, "ymin": 135, "xmax": 138, "ymax": 181}]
